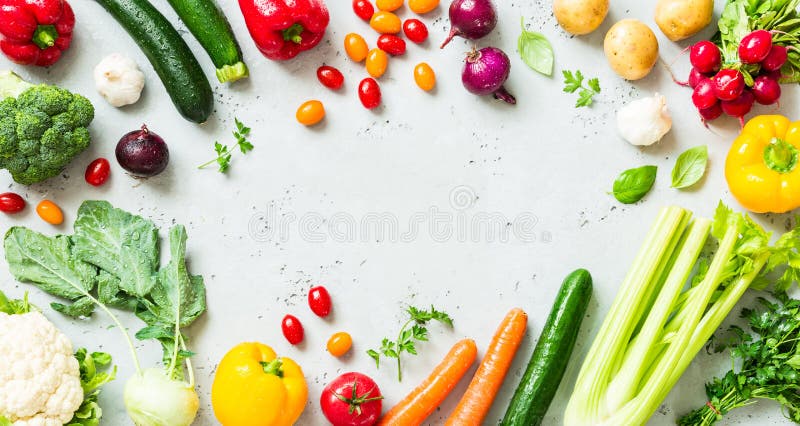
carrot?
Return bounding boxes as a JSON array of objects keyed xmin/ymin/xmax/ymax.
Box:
[
  {"xmin": 445, "ymin": 308, "xmax": 528, "ymax": 426},
  {"xmin": 378, "ymin": 338, "xmax": 478, "ymax": 426}
]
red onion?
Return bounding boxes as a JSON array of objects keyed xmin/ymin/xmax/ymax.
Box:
[
  {"xmin": 440, "ymin": 0, "xmax": 497, "ymax": 49},
  {"xmin": 462, "ymin": 47, "xmax": 515, "ymax": 105}
]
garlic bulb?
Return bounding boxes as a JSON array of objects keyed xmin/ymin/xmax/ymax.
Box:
[
  {"xmin": 94, "ymin": 53, "xmax": 145, "ymax": 107},
  {"xmin": 616, "ymin": 93, "xmax": 672, "ymax": 146}
]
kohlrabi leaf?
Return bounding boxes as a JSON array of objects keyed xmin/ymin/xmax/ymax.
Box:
[
  {"xmin": 52, "ymin": 297, "xmax": 96, "ymax": 318},
  {"xmin": 73, "ymin": 200, "xmax": 159, "ymax": 298},
  {"xmin": 96, "ymin": 271, "xmax": 138, "ymax": 311}
]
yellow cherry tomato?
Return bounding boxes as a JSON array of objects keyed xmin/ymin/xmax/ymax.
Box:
[
  {"xmin": 296, "ymin": 100, "xmax": 325, "ymax": 126},
  {"xmin": 370, "ymin": 11, "xmax": 402, "ymax": 34},
  {"xmin": 327, "ymin": 332, "xmax": 353, "ymax": 357},
  {"xmin": 414, "ymin": 62, "xmax": 436, "ymax": 91},
  {"xmin": 408, "ymin": 0, "xmax": 439, "ymax": 14},
  {"xmin": 376, "ymin": 0, "xmax": 403, "ymax": 11},
  {"xmin": 344, "ymin": 33, "xmax": 369, "ymax": 62},
  {"xmin": 36, "ymin": 200, "xmax": 63, "ymax": 225},
  {"xmin": 365, "ymin": 48, "xmax": 389, "ymax": 78}
]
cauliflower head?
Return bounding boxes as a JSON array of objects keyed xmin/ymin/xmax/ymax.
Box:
[{"xmin": 0, "ymin": 311, "xmax": 83, "ymax": 426}]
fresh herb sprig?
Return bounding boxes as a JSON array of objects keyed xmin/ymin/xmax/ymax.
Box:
[
  {"xmin": 367, "ymin": 305, "xmax": 453, "ymax": 382},
  {"xmin": 199, "ymin": 118, "xmax": 254, "ymax": 173},
  {"xmin": 562, "ymin": 70, "xmax": 601, "ymax": 107},
  {"xmin": 679, "ymin": 293, "xmax": 800, "ymax": 425}
]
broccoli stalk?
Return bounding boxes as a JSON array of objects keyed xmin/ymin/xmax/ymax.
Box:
[{"xmin": 0, "ymin": 70, "xmax": 94, "ymax": 185}]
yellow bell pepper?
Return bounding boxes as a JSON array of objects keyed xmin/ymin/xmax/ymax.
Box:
[
  {"xmin": 725, "ymin": 115, "xmax": 800, "ymax": 213},
  {"xmin": 211, "ymin": 342, "xmax": 308, "ymax": 426}
]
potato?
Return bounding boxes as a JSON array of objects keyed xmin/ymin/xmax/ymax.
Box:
[
  {"xmin": 553, "ymin": 0, "xmax": 609, "ymax": 35},
  {"xmin": 604, "ymin": 20, "xmax": 659, "ymax": 80},
  {"xmin": 655, "ymin": 0, "xmax": 713, "ymax": 41}
]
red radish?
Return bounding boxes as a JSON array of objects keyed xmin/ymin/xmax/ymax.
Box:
[
  {"xmin": 441, "ymin": 0, "xmax": 497, "ymax": 49},
  {"xmin": 692, "ymin": 78, "xmax": 718, "ymax": 110},
  {"xmin": 690, "ymin": 41, "xmax": 721, "ymax": 73},
  {"xmin": 308, "ymin": 286, "xmax": 332, "ymax": 317},
  {"xmin": 764, "ymin": 69, "xmax": 783, "ymax": 81},
  {"xmin": 712, "ymin": 69, "xmax": 745, "ymax": 101},
  {"xmin": 721, "ymin": 90, "xmax": 755, "ymax": 127},
  {"xmin": 761, "ymin": 44, "xmax": 788, "ymax": 71},
  {"xmin": 688, "ymin": 68, "xmax": 707, "ymax": 88},
  {"xmin": 699, "ymin": 103, "xmax": 723, "ymax": 121},
  {"xmin": 739, "ymin": 30, "xmax": 773, "ymax": 64},
  {"xmin": 282, "ymin": 314, "xmax": 304, "ymax": 345},
  {"xmin": 752, "ymin": 75, "xmax": 781, "ymax": 105},
  {"xmin": 462, "ymin": 46, "xmax": 515, "ymax": 104},
  {"xmin": 0, "ymin": 192, "xmax": 25, "ymax": 214}
]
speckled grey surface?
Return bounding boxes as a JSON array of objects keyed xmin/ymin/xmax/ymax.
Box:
[{"xmin": 1, "ymin": 0, "xmax": 798, "ymax": 425}]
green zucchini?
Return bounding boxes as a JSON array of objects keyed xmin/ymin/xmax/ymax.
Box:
[
  {"xmin": 165, "ymin": 0, "xmax": 248, "ymax": 83},
  {"xmin": 95, "ymin": 0, "xmax": 213, "ymax": 123},
  {"xmin": 501, "ymin": 268, "xmax": 593, "ymax": 426}
]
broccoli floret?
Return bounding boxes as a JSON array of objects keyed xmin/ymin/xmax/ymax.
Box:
[{"xmin": 0, "ymin": 70, "xmax": 94, "ymax": 185}]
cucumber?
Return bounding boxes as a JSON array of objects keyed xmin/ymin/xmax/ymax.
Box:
[
  {"xmin": 165, "ymin": 0, "xmax": 248, "ymax": 83},
  {"xmin": 95, "ymin": 0, "xmax": 213, "ymax": 123},
  {"xmin": 501, "ymin": 268, "xmax": 593, "ymax": 426}
]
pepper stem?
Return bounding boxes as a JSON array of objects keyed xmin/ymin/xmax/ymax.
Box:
[
  {"xmin": 260, "ymin": 358, "xmax": 284, "ymax": 377},
  {"xmin": 33, "ymin": 25, "xmax": 58, "ymax": 49},
  {"xmin": 764, "ymin": 137, "xmax": 799, "ymax": 173},
  {"xmin": 282, "ymin": 24, "xmax": 305, "ymax": 44}
]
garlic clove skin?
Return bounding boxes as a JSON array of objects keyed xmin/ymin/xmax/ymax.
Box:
[
  {"xmin": 94, "ymin": 53, "xmax": 145, "ymax": 108},
  {"xmin": 616, "ymin": 93, "xmax": 672, "ymax": 146}
]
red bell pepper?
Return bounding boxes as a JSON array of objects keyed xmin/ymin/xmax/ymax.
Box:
[
  {"xmin": 0, "ymin": 0, "xmax": 74, "ymax": 67},
  {"xmin": 238, "ymin": 0, "xmax": 329, "ymax": 61}
]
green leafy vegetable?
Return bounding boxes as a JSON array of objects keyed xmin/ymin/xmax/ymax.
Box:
[
  {"xmin": 563, "ymin": 70, "xmax": 600, "ymax": 107},
  {"xmin": 68, "ymin": 349, "xmax": 116, "ymax": 426},
  {"xmin": 198, "ymin": 118, "xmax": 254, "ymax": 173},
  {"xmin": 518, "ymin": 18, "xmax": 554, "ymax": 76},
  {"xmin": 612, "ymin": 165, "xmax": 657, "ymax": 204},
  {"xmin": 367, "ymin": 305, "xmax": 453, "ymax": 381},
  {"xmin": 671, "ymin": 145, "xmax": 709, "ymax": 189}
]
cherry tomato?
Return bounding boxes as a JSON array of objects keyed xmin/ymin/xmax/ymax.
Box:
[
  {"xmin": 358, "ymin": 78, "xmax": 382, "ymax": 109},
  {"xmin": 85, "ymin": 158, "xmax": 111, "ymax": 186},
  {"xmin": 414, "ymin": 62, "xmax": 436, "ymax": 91},
  {"xmin": 344, "ymin": 33, "xmax": 369, "ymax": 62},
  {"xmin": 377, "ymin": 34, "xmax": 406, "ymax": 56},
  {"xmin": 403, "ymin": 19, "xmax": 429, "ymax": 43},
  {"xmin": 408, "ymin": 0, "xmax": 439, "ymax": 14},
  {"xmin": 281, "ymin": 314, "xmax": 304, "ymax": 345},
  {"xmin": 36, "ymin": 200, "xmax": 63, "ymax": 225},
  {"xmin": 308, "ymin": 286, "xmax": 332, "ymax": 317},
  {"xmin": 0, "ymin": 192, "xmax": 25, "ymax": 214},
  {"xmin": 327, "ymin": 332, "xmax": 353, "ymax": 357},
  {"xmin": 317, "ymin": 65, "xmax": 344, "ymax": 90},
  {"xmin": 370, "ymin": 11, "xmax": 401, "ymax": 34},
  {"xmin": 376, "ymin": 0, "xmax": 403, "ymax": 11},
  {"xmin": 365, "ymin": 48, "xmax": 389, "ymax": 78},
  {"xmin": 352, "ymin": 0, "xmax": 375, "ymax": 21},
  {"xmin": 296, "ymin": 100, "xmax": 326, "ymax": 126}
]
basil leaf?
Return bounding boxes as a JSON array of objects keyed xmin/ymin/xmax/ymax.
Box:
[
  {"xmin": 671, "ymin": 145, "xmax": 709, "ymax": 189},
  {"xmin": 612, "ymin": 165, "xmax": 658, "ymax": 204},
  {"xmin": 518, "ymin": 18, "xmax": 554, "ymax": 76}
]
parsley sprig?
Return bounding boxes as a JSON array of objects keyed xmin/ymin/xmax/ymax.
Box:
[
  {"xmin": 367, "ymin": 305, "xmax": 453, "ymax": 382},
  {"xmin": 562, "ymin": 69, "xmax": 601, "ymax": 108},
  {"xmin": 198, "ymin": 118, "xmax": 254, "ymax": 173},
  {"xmin": 679, "ymin": 293, "xmax": 800, "ymax": 425}
]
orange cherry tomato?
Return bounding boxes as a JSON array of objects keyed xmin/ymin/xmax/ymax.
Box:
[
  {"xmin": 369, "ymin": 11, "xmax": 401, "ymax": 34},
  {"xmin": 408, "ymin": 0, "xmax": 439, "ymax": 14},
  {"xmin": 366, "ymin": 48, "xmax": 389, "ymax": 78},
  {"xmin": 327, "ymin": 332, "xmax": 353, "ymax": 357},
  {"xmin": 376, "ymin": 0, "xmax": 403, "ymax": 11},
  {"xmin": 36, "ymin": 200, "xmax": 63, "ymax": 225},
  {"xmin": 296, "ymin": 100, "xmax": 325, "ymax": 126},
  {"xmin": 344, "ymin": 33, "xmax": 369, "ymax": 62},
  {"xmin": 414, "ymin": 62, "xmax": 436, "ymax": 91}
]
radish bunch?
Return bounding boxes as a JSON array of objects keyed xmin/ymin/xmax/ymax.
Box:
[{"xmin": 685, "ymin": 30, "xmax": 787, "ymax": 126}]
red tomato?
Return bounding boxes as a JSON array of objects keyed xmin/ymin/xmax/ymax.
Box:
[
  {"xmin": 0, "ymin": 192, "xmax": 25, "ymax": 214},
  {"xmin": 281, "ymin": 315, "xmax": 304, "ymax": 345},
  {"xmin": 320, "ymin": 372, "xmax": 383, "ymax": 426},
  {"xmin": 317, "ymin": 66, "xmax": 345, "ymax": 90},
  {"xmin": 85, "ymin": 158, "xmax": 111, "ymax": 186},
  {"xmin": 352, "ymin": 0, "xmax": 375, "ymax": 21},
  {"xmin": 358, "ymin": 78, "xmax": 382, "ymax": 109},
  {"xmin": 403, "ymin": 19, "xmax": 429, "ymax": 43},
  {"xmin": 377, "ymin": 34, "xmax": 406, "ymax": 56},
  {"xmin": 308, "ymin": 286, "xmax": 332, "ymax": 317}
]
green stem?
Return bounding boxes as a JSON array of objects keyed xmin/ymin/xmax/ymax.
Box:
[
  {"xmin": 395, "ymin": 318, "xmax": 413, "ymax": 382},
  {"xmin": 32, "ymin": 25, "xmax": 58, "ymax": 49},
  {"xmin": 93, "ymin": 293, "xmax": 142, "ymax": 374},
  {"xmin": 178, "ymin": 334, "xmax": 195, "ymax": 388},
  {"xmin": 282, "ymin": 23, "xmax": 304, "ymax": 44},
  {"xmin": 763, "ymin": 137, "xmax": 799, "ymax": 173},
  {"xmin": 261, "ymin": 358, "xmax": 284, "ymax": 377}
]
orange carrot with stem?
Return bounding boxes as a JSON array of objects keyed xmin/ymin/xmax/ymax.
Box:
[
  {"xmin": 378, "ymin": 338, "xmax": 477, "ymax": 426},
  {"xmin": 445, "ymin": 308, "xmax": 528, "ymax": 426}
]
